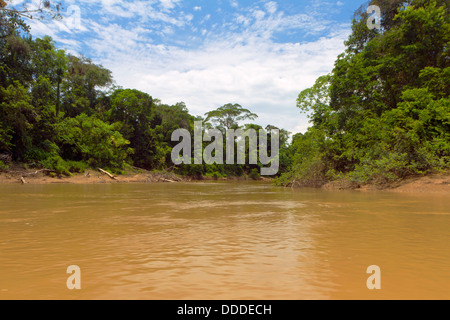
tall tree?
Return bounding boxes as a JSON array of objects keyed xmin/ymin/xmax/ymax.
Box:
[
  {"xmin": 205, "ymin": 103, "xmax": 258, "ymax": 131},
  {"xmin": 109, "ymin": 88, "xmax": 156, "ymax": 169},
  {"xmin": 62, "ymin": 55, "xmax": 113, "ymax": 117}
]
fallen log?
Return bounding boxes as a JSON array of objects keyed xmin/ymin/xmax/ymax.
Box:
[
  {"xmin": 98, "ymin": 168, "xmax": 117, "ymax": 180},
  {"xmin": 291, "ymin": 179, "xmax": 297, "ymax": 189},
  {"xmin": 20, "ymin": 177, "xmax": 27, "ymax": 184},
  {"xmin": 22, "ymin": 169, "xmax": 55, "ymax": 177},
  {"xmin": 132, "ymin": 166, "xmax": 149, "ymax": 172},
  {"xmin": 160, "ymin": 178, "xmax": 176, "ymax": 183}
]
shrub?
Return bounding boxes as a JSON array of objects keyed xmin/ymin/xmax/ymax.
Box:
[
  {"xmin": 40, "ymin": 155, "xmax": 71, "ymax": 176},
  {"xmin": 0, "ymin": 160, "xmax": 9, "ymax": 172},
  {"xmin": 57, "ymin": 114, "xmax": 132, "ymax": 169},
  {"xmin": 65, "ymin": 160, "xmax": 89, "ymax": 173},
  {"xmin": 248, "ymin": 168, "xmax": 261, "ymax": 180}
]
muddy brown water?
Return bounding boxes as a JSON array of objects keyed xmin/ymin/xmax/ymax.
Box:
[{"xmin": 0, "ymin": 182, "xmax": 449, "ymax": 299}]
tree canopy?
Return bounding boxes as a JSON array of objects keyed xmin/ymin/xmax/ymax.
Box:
[
  {"xmin": 205, "ymin": 103, "xmax": 258, "ymax": 131},
  {"xmin": 279, "ymin": 0, "xmax": 449, "ymax": 187}
]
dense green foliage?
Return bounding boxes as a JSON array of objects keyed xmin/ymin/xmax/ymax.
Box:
[
  {"xmin": 2, "ymin": 1, "xmax": 447, "ymax": 184},
  {"xmin": 279, "ymin": 0, "xmax": 449, "ymax": 186},
  {"xmin": 0, "ymin": 10, "xmax": 290, "ymax": 178}
]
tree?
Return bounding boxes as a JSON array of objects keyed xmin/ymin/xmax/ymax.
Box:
[
  {"xmin": 283, "ymin": 0, "xmax": 450, "ymax": 186},
  {"xmin": 205, "ymin": 103, "xmax": 258, "ymax": 130},
  {"xmin": 62, "ymin": 55, "xmax": 113, "ymax": 117},
  {"xmin": 31, "ymin": 36, "xmax": 67, "ymax": 116},
  {"xmin": 57, "ymin": 114, "xmax": 132, "ymax": 169},
  {"xmin": 0, "ymin": 81, "xmax": 36, "ymax": 159},
  {"xmin": 296, "ymin": 74, "xmax": 334, "ymax": 130},
  {"xmin": 0, "ymin": 9, "xmax": 33, "ymax": 87},
  {"xmin": 109, "ymin": 88, "xmax": 156, "ymax": 169}
]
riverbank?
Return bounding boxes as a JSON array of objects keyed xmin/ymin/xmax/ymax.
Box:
[
  {"xmin": 1, "ymin": 166, "xmax": 448, "ymax": 193},
  {"xmin": 0, "ymin": 165, "xmax": 267, "ymax": 185},
  {"xmin": 0, "ymin": 164, "xmax": 210, "ymax": 184},
  {"xmin": 322, "ymin": 171, "xmax": 450, "ymax": 194}
]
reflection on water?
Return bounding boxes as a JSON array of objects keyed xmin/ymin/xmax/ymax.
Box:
[{"xmin": 0, "ymin": 182, "xmax": 449, "ymax": 300}]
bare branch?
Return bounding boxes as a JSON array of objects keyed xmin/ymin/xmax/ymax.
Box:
[{"xmin": 0, "ymin": 0, "xmax": 62, "ymax": 21}]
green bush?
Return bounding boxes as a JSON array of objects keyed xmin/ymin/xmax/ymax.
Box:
[
  {"xmin": 248, "ymin": 168, "xmax": 261, "ymax": 180},
  {"xmin": 0, "ymin": 160, "xmax": 9, "ymax": 172},
  {"xmin": 348, "ymin": 153, "xmax": 411, "ymax": 185},
  {"xmin": 65, "ymin": 160, "xmax": 89, "ymax": 173},
  {"xmin": 40, "ymin": 155, "xmax": 71, "ymax": 176},
  {"xmin": 57, "ymin": 114, "xmax": 132, "ymax": 169}
]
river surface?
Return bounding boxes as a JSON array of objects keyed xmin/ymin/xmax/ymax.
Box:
[{"xmin": 0, "ymin": 182, "xmax": 449, "ymax": 300}]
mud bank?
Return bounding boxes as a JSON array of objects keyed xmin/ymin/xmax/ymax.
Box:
[
  {"xmin": 0, "ymin": 167, "xmax": 267, "ymax": 185},
  {"xmin": 322, "ymin": 172, "xmax": 450, "ymax": 194}
]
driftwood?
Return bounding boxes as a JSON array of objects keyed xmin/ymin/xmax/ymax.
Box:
[
  {"xmin": 24, "ymin": 169, "xmax": 55, "ymax": 176},
  {"xmin": 159, "ymin": 178, "xmax": 176, "ymax": 183},
  {"xmin": 0, "ymin": 153, "xmax": 12, "ymax": 164},
  {"xmin": 20, "ymin": 177, "xmax": 26, "ymax": 184},
  {"xmin": 98, "ymin": 168, "xmax": 117, "ymax": 180},
  {"xmin": 291, "ymin": 179, "xmax": 297, "ymax": 189},
  {"xmin": 132, "ymin": 166, "xmax": 149, "ymax": 172},
  {"xmin": 9, "ymin": 169, "xmax": 55, "ymax": 177}
]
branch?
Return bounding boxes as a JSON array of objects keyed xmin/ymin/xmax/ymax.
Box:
[
  {"xmin": 98, "ymin": 168, "xmax": 118, "ymax": 181},
  {"xmin": 0, "ymin": 1, "xmax": 62, "ymax": 20}
]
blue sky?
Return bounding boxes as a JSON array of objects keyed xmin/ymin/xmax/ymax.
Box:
[{"xmin": 16, "ymin": 0, "xmax": 366, "ymax": 134}]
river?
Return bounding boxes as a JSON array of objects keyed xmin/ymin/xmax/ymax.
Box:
[{"xmin": 0, "ymin": 182, "xmax": 449, "ymax": 299}]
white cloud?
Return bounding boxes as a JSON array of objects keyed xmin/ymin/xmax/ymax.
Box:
[
  {"xmin": 159, "ymin": 0, "xmax": 181, "ymax": 11},
  {"xmin": 25, "ymin": 0, "xmax": 351, "ymax": 134},
  {"xmin": 93, "ymin": 28, "xmax": 349, "ymax": 134},
  {"xmin": 201, "ymin": 14, "xmax": 211, "ymax": 24},
  {"xmin": 264, "ymin": 1, "xmax": 278, "ymax": 15},
  {"xmin": 230, "ymin": 0, "xmax": 239, "ymax": 9}
]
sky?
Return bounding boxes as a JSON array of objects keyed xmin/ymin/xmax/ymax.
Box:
[{"xmin": 13, "ymin": 0, "xmax": 366, "ymax": 134}]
